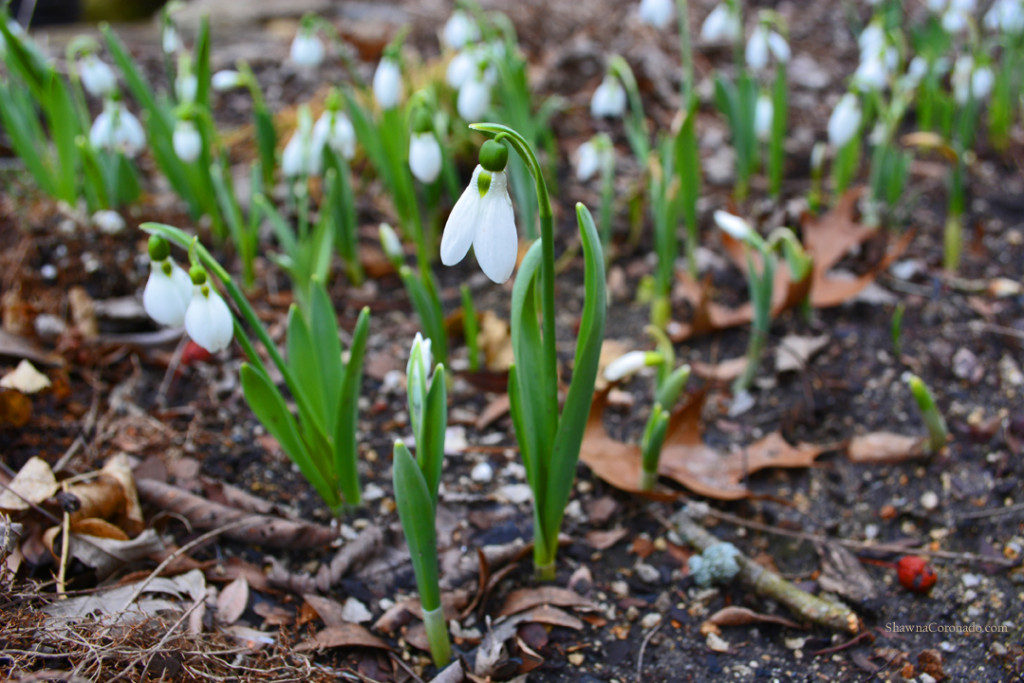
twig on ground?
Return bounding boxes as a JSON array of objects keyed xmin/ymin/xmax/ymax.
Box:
[
  {"xmin": 636, "ymin": 621, "xmax": 663, "ymax": 683},
  {"xmin": 698, "ymin": 506, "xmax": 1018, "ymax": 567},
  {"xmin": 665, "ymin": 508, "xmax": 861, "ymax": 634},
  {"xmin": 266, "ymin": 523, "xmax": 384, "ymax": 594}
]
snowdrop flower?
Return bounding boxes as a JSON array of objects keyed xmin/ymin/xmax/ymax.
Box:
[
  {"xmin": 440, "ymin": 140, "xmax": 517, "ymax": 284},
  {"xmin": 952, "ymin": 55, "xmax": 973, "ymax": 103},
  {"xmin": 211, "ymin": 70, "xmax": 243, "ymax": 91},
  {"xmin": 766, "ymin": 30, "xmax": 791, "ymax": 64},
  {"xmin": 446, "ymin": 49, "xmax": 477, "ymax": 88},
  {"xmin": 927, "ymin": 0, "xmax": 948, "ymax": 11},
  {"xmin": 858, "ymin": 21, "xmax": 886, "ymax": 59},
  {"xmin": 162, "ymin": 23, "xmax": 182, "ymax": 55},
  {"xmin": 290, "ymin": 29, "xmax": 324, "ymax": 68},
  {"xmin": 379, "ymin": 223, "xmax": 405, "ymax": 266},
  {"xmin": 713, "ymin": 210, "xmax": 754, "ymax": 241},
  {"xmin": 746, "ymin": 25, "xmax": 770, "ymax": 71},
  {"xmin": 175, "ymin": 72, "xmax": 197, "ymax": 104},
  {"xmin": 902, "ymin": 56, "xmax": 929, "ymax": 89},
  {"xmin": 575, "ymin": 135, "xmax": 614, "ymax": 182},
  {"xmin": 313, "ymin": 107, "xmax": 356, "ymax": 160},
  {"xmin": 853, "ymin": 52, "xmax": 889, "ymax": 92},
  {"xmin": 373, "ymin": 56, "xmax": 402, "ymax": 110},
  {"xmin": 985, "ymin": 0, "xmax": 1024, "ymax": 32},
  {"xmin": 971, "ymin": 65, "xmax": 995, "ymax": 100},
  {"xmin": 173, "ymin": 119, "xmax": 201, "ymax": 163},
  {"xmin": 590, "ymin": 74, "xmax": 627, "ymax": 118},
  {"xmin": 638, "ymin": 0, "xmax": 674, "ymax": 30},
  {"xmin": 827, "ymin": 93, "xmax": 861, "ymax": 148},
  {"xmin": 604, "ymin": 350, "xmax": 659, "ymax": 382},
  {"xmin": 90, "ymin": 99, "xmax": 146, "ymax": 157},
  {"xmin": 78, "ymin": 55, "xmax": 117, "ymax": 98},
  {"xmin": 700, "ymin": 2, "xmax": 741, "ymax": 44},
  {"xmin": 409, "ymin": 133, "xmax": 442, "ymax": 184},
  {"xmin": 184, "ymin": 267, "xmax": 234, "ymax": 354},
  {"xmin": 407, "ymin": 332, "xmax": 433, "ymax": 398},
  {"xmin": 143, "ymin": 236, "xmax": 192, "ymax": 328},
  {"xmin": 457, "ymin": 74, "xmax": 491, "ymax": 120},
  {"xmin": 754, "ymin": 93, "xmax": 773, "ymax": 142},
  {"xmin": 942, "ymin": 7, "xmax": 970, "ymax": 33},
  {"xmin": 442, "ymin": 10, "xmax": 479, "ymax": 49},
  {"xmin": 282, "ymin": 106, "xmax": 320, "ymax": 177}
]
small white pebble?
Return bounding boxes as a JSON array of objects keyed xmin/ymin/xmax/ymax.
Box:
[
  {"xmin": 640, "ymin": 613, "xmax": 662, "ymax": 629},
  {"xmin": 380, "ymin": 369, "xmax": 404, "ymax": 394},
  {"xmin": 40, "ymin": 264, "xmax": 57, "ymax": 280},
  {"xmin": 962, "ymin": 573, "xmax": 981, "ymax": 588},
  {"xmin": 341, "ymin": 597, "xmax": 372, "ymax": 623},
  {"xmin": 362, "ymin": 483, "xmax": 384, "ymax": 501},
  {"xmin": 470, "ymin": 461, "xmax": 493, "ymax": 483},
  {"xmin": 635, "ymin": 563, "xmax": 660, "ymax": 584},
  {"xmin": 498, "ymin": 483, "xmax": 533, "ymax": 504},
  {"xmin": 610, "ymin": 580, "xmax": 630, "ymax": 597},
  {"xmin": 34, "ymin": 314, "xmax": 66, "ymax": 339},
  {"xmin": 93, "ymin": 209, "xmax": 125, "ymax": 234},
  {"xmin": 864, "ymin": 524, "xmax": 879, "ymax": 540},
  {"xmin": 919, "ymin": 674, "xmax": 937, "ymax": 683},
  {"xmin": 920, "ymin": 491, "xmax": 939, "ymax": 511}
]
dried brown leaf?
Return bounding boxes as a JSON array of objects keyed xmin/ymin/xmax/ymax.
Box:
[
  {"xmin": 497, "ymin": 586, "xmax": 596, "ymax": 617},
  {"xmin": 0, "ymin": 389, "xmax": 32, "ymax": 428},
  {"xmin": 816, "ymin": 543, "xmax": 879, "ymax": 605},
  {"xmin": 585, "ymin": 527, "xmax": 629, "ymax": 550},
  {"xmin": 691, "ymin": 356, "xmax": 749, "ymax": 383},
  {"xmin": 42, "ymin": 527, "xmax": 165, "ymax": 579},
  {"xmin": 581, "ymin": 390, "xmax": 830, "ymax": 500},
  {"xmin": 847, "ymin": 432, "xmax": 927, "ymax": 464},
  {"xmin": 293, "ymin": 624, "xmax": 392, "ymax": 652},
  {"xmin": 479, "ymin": 311, "xmax": 514, "ymax": 372},
  {"xmin": 303, "ymin": 593, "xmax": 348, "ymax": 628},
  {"xmin": 216, "ymin": 576, "xmax": 250, "ymax": 625},
  {"xmin": 705, "ymin": 605, "xmax": 803, "ymax": 630},
  {"xmin": 69, "ymin": 517, "xmax": 128, "ymax": 540},
  {"xmin": 0, "ymin": 456, "xmax": 58, "ymax": 511}
]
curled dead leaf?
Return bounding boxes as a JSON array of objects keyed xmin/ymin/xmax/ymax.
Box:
[
  {"xmin": 0, "ymin": 457, "xmax": 58, "ymax": 511},
  {"xmin": 294, "ymin": 624, "xmax": 392, "ymax": 652},
  {"xmin": 847, "ymin": 432, "xmax": 928, "ymax": 464},
  {"xmin": 705, "ymin": 605, "xmax": 803, "ymax": 630}
]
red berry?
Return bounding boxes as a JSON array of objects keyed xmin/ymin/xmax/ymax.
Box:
[
  {"xmin": 897, "ymin": 555, "xmax": 937, "ymax": 594},
  {"xmin": 181, "ymin": 340, "xmax": 212, "ymax": 366}
]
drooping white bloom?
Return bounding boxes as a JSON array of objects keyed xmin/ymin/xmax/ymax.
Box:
[
  {"xmin": 211, "ymin": 70, "xmax": 243, "ymax": 91},
  {"xmin": 173, "ymin": 119, "xmax": 201, "ymax": 163},
  {"xmin": 290, "ymin": 31, "xmax": 324, "ymax": 68},
  {"xmin": 185, "ymin": 283, "xmax": 234, "ymax": 354},
  {"xmin": 700, "ymin": 2, "xmax": 741, "ymax": 44},
  {"xmin": 78, "ymin": 55, "xmax": 117, "ymax": 98},
  {"xmin": 941, "ymin": 7, "xmax": 970, "ymax": 33},
  {"xmin": 576, "ymin": 141, "xmax": 601, "ymax": 182},
  {"xmin": 927, "ymin": 0, "xmax": 948, "ymax": 11},
  {"xmin": 457, "ymin": 75, "xmax": 491, "ymax": 120},
  {"xmin": 638, "ymin": 0, "xmax": 674, "ymax": 30},
  {"xmin": 853, "ymin": 52, "xmax": 889, "ymax": 91},
  {"xmin": 713, "ymin": 210, "xmax": 754, "ymax": 241},
  {"xmin": 952, "ymin": 54, "xmax": 973, "ymax": 103},
  {"xmin": 373, "ymin": 57, "xmax": 402, "ymax": 110},
  {"xmin": 379, "ymin": 223, "xmax": 404, "ymax": 264},
  {"xmin": 446, "ymin": 50, "xmax": 477, "ymax": 88},
  {"xmin": 754, "ymin": 93, "xmax": 773, "ymax": 142},
  {"xmin": 746, "ymin": 25, "xmax": 770, "ymax": 71},
  {"xmin": 985, "ymin": 0, "xmax": 1024, "ymax": 32},
  {"xmin": 162, "ymin": 24, "xmax": 182, "ymax": 54},
  {"xmin": 858, "ymin": 21, "xmax": 886, "ymax": 59},
  {"xmin": 144, "ymin": 258, "xmax": 193, "ymax": 327},
  {"xmin": 590, "ymin": 74, "xmax": 627, "ymax": 118},
  {"xmin": 603, "ymin": 350, "xmax": 657, "ymax": 382},
  {"xmin": 282, "ymin": 107, "xmax": 320, "ymax": 177},
  {"xmin": 90, "ymin": 99, "xmax": 146, "ymax": 157},
  {"xmin": 312, "ymin": 109, "xmax": 356, "ymax": 160},
  {"xmin": 441, "ymin": 10, "xmax": 479, "ymax": 49},
  {"xmin": 409, "ymin": 132, "xmax": 442, "ymax": 183},
  {"xmin": 766, "ymin": 30, "xmax": 791, "ymax": 64},
  {"xmin": 175, "ymin": 73, "xmax": 197, "ymax": 104},
  {"xmin": 971, "ymin": 64, "xmax": 995, "ymax": 100},
  {"xmin": 827, "ymin": 93, "xmax": 861, "ymax": 148},
  {"xmin": 440, "ymin": 166, "xmax": 517, "ymax": 283}
]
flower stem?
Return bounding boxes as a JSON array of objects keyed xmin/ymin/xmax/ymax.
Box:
[{"xmin": 422, "ymin": 606, "xmax": 452, "ymax": 668}]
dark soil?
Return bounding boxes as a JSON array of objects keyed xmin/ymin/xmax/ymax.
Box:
[{"xmin": 1, "ymin": 1, "xmax": 1022, "ymax": 682}]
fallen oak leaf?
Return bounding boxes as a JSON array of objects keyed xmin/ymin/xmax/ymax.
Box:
[{"xmin": 581, "ymin": 390, "xmax": 830, "ymax": 500}]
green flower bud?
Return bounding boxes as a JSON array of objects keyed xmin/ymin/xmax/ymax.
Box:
[
  {"xmin": 479, "ymin": 139, "xmax": 508, "ymax": 172},
  {"xmin": 148, "ymin": 235, "xmax": 171, "ymax": 261}
]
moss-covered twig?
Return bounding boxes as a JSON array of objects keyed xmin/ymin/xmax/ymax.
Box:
[{"xmin": 668, "ymin": 507, "xmax": 860, "ymax": 634}]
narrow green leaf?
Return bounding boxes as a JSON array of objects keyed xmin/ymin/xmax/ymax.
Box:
[
  {"xmin": 420, "ymin": 365, "xmax": 447, "ymax": 504},
  {"xmin": 333, "ymin": 306, "xmax": 369, "ymax": 506},
  {"xmin": 543, "ymin": 204, "xmax": 606, "ymax": 554},
  {"xmin": 392, "ymin": 442, "xmax": 441, "ymax": 610},
  {"xmin": 285, "ymin": 304, "xmax": 327, "ymax": 431},
  {"xmin": 310, "ymin": 280, "xmax": 344, "ymax": 421}
]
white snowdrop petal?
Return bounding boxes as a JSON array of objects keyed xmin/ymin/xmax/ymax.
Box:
[
  {"xmin": 591, "ymin": 75, "xmax": 626, "ymax": 118},
  {"xmin": 604, "ymin": 351, "xmax": 649, "ymax": 382},
  {"xmin": 185, "ymin": 288, "xmax": 234, "ymax": 353},
  {"xmin": 745, "ymin": 26, "xmax": 769, "ymax": 71},
  {"xmin": 472, "ymin": 172, "xmax": 518, "ymax": 284},
  {"xmin": 638, "ymin": 0, "xmax": 674, "ymax": 29},
  {"xmin": 767, "ymin": 31, "xmax": 791, "ymax": 63},
  {"xmin": 457, "ymin": 77, "xmax": 491, "ymax": 120},
  {"xmin": 754, "ymin": 94, "xmax": 773, "ymax": 142},
  {"xmin": 211, "ymin": 70, "xmax": 242, "ymax": 91},
  {"xmin": 442, "ymin": 10, "xmax": 479, "ymax": 49},
  {"xmin": 79, "ymin": 56, "xmax": 117, "ymax": 98},
  {"xmin": 143, "ymin": 260, "xmax": 192, "ymax": 327},
  {"xmin": 409, "ymin": 133, "xmax": 443, "ymax": 184},
  {"xmin": 576, "ymin": 141, "xmax": 600, "ymax": 182},
  {"xmin": 173, "ymin": 120, "xmax": 201, "ymax": 163},
  {"xmin": 440, "ymin": 167, "xmax": 483, "ymax": 266},
  {"xmin": 713, "ymin": 211, "xmax": 753, "ymax": 240},
  {"xmin": 290, "ymin": 32, "xmax": 324, "ymax": 68},
  {"xmin": 828, "ymin": 93, "xmax": 861, "ymax": 148},
  {"xmin": 446, "ymin": 51, "xmax": 476, "ymax": 88},
  {"xmin": 373, "ymin": 58, "xmax": 402, "ymax": 109}
]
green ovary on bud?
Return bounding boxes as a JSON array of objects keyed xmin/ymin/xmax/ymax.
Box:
[
  {"xmin": 412, "ymin": 108, "xmax": 433, "ymax": 134},
  {"xmin": 477, "ymin": 170, "xmax": 493, "ymax": 197},
  {"xmin": 189, "ymin": 265, "xmax": 208, "ymax": 286},
  {"xmin": 148, "ymin": 235, "xmax": 171, "ymax": 262},
  {"xmin": 478, "ymin": 139, "xmax": 508, "ymax": 172}
]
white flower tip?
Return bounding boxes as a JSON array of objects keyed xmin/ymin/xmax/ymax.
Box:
[{"xmin": 713, "ymin": 211, "xmax": 753, "ymax": 241}]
